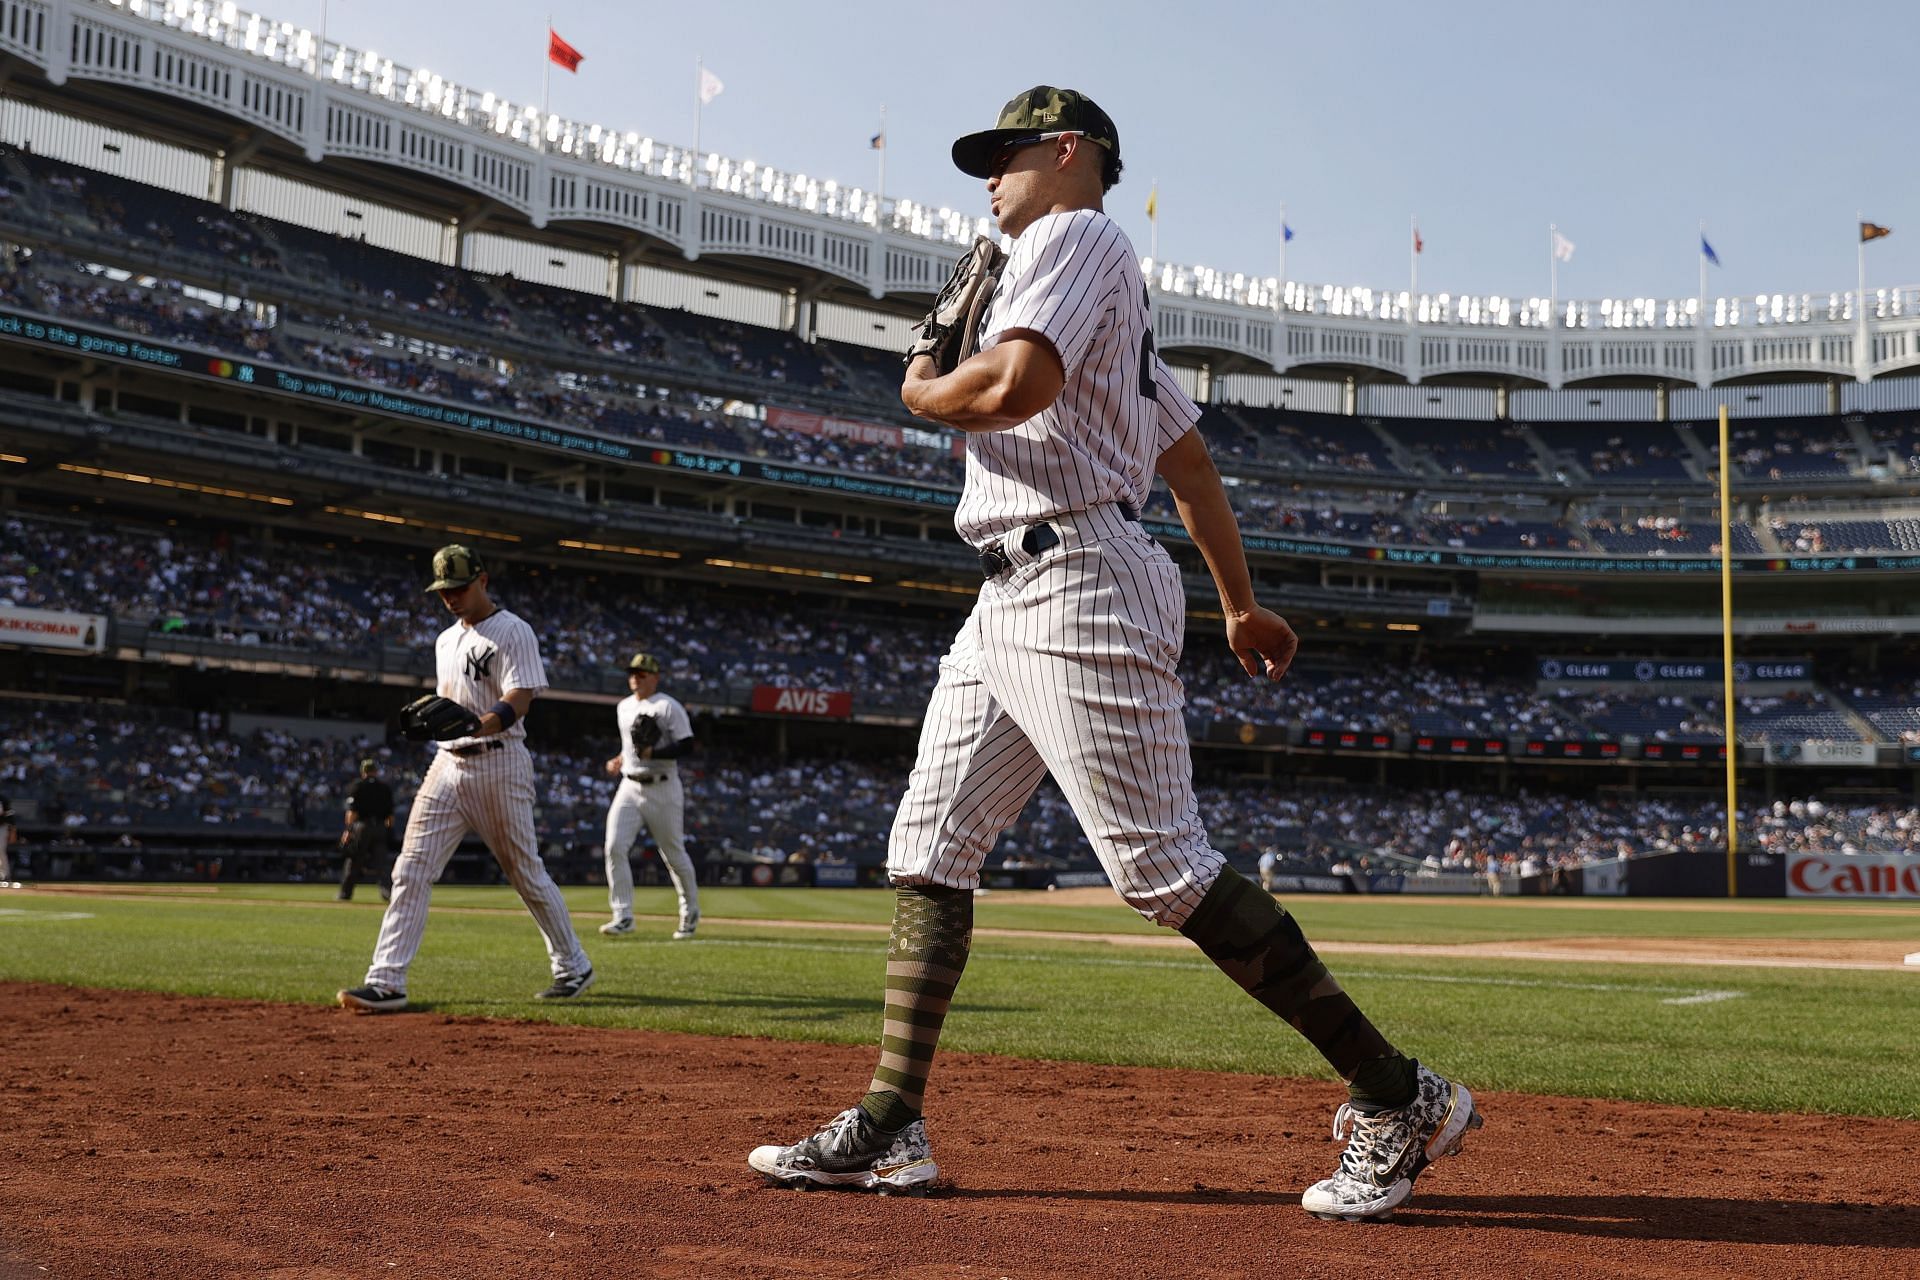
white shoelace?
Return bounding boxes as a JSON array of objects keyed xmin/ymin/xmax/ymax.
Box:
[{"xmin": 1330, "ymin": 1102, "xmax": 1411, "ymax": 1181}]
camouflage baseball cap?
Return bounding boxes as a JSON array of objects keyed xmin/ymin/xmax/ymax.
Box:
[
  {"xmin": 627, "ymin": 652, "xmax": 661, "ymax": 674},
  {"xmin": 951, "ymin": 86, "xmax": 1120, "ymax": 179},
  {"xmin": 424, "ymin": 544, "xmax": 485, "ymax": 593},
  {"xmin": 359, "ymin": 758, "xmax": 377, "ymax": 774}
]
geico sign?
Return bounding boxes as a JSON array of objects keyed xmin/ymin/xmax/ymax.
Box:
[{"xmin": 1787, "ymin": 854, "xmax": 1920, "ymax": 898}]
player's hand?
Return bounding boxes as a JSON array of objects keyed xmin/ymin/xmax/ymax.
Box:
[
  {"xmin": 1225, "ymin": 606, "xmax": 1298, "ymax": 681},
  {"xmin": 604, "ymin": 756, "xmax": 621, "ymax": 778}
]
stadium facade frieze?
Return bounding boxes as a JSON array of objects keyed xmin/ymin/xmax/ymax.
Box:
[{"xmin": 15, "ymin": 0, "xmax": 1920, "ymax": 388}]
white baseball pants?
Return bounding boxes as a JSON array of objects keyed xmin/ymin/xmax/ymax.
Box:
[
  {"xmin": 365, "ymin": 742, "xmax": 590, "ymax": 992},
  {"xmin": 887, "ymin": 504, "xmax": 1224, "ymax": 928},
  {"xmin": 604, "ymin": 774, "xmax": 699, "ymax": 926}
]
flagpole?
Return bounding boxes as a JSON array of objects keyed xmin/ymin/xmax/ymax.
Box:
[
  {"xmin": 1150, "ymin": 176, "xmax": 1158, "ymax": 262},
  {"xmin": 542, "ymin": 13, "xmax": 552, "ymax": 124},
  {"xmin": 1718, "ymin": 402, "xmax": 1738, "ymax": 895},
  {"xmin": 1697, "ymin": 220, "xmax": 1712, "ymax": 388},
  {"xmin": 877, "ymin": 104, "xmax": 887, "ymax": 208},
  {"xmin": 692, "ymin": 56, "xmax": 703, "ymax": 187},
  {"xmin": 1278, "ymin": 202, "xmax": 1287, "ymax": 306},
  {"xmin": 1698, "ymin": 219, "xmax": 1708, "ymax": 314},
  {"xmin": 1409, "ymin": 213, "xmax": 1419, "ymax": 320},
  {"xmin": 1857, "ymin": 209, "xmax": 1870, "ymax": 383},
  {"xmin": 1548, "ymin": 222, "xmax": 1562, "ymax": 390},
  {"xmin": 1548, "ymin": 221, "xmax": 1558, "ymax": 310}
]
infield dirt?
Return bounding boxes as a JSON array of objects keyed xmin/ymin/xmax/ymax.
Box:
[{"xmin": 2, "ymin": 981, "xmax": 1915, "ymax": 1279}]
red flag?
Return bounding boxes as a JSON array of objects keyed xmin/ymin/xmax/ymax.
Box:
[
  {"xmin": 548, "ymin": 28, "xmax": 583, "ymax": 73},
  {"xmin": 1413, "ymin": 224, "xmax": 1424, "ymax": 255}
]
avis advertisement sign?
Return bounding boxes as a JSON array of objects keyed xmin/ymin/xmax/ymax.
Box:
[
  {"xmin": 750, "ymin": 685, "xmax": 854, "ymax": 719},
  {"xmin": 1786, "ymin": 853, "xmax": 1920, "ymax": 899}
]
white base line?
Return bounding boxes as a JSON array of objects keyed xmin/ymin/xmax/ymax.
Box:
[{"xmin": 696, "ymin": 937, "xmax": 1744, "ymax": 1001}]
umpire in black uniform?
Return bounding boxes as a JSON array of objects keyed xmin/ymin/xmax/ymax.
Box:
[{"xmin": 338, "ymin": 758, "xmax": 395, "ymax": 902}]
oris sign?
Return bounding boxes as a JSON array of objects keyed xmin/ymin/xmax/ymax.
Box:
[{"xmin": 1786, "ymin": 853, "xmax": 1920, "ymax": 899}]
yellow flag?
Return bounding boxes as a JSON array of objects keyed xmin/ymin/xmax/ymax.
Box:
[{"xmin": 1146, "ymin": 186, "xmax": 1158, "ymax": 222}]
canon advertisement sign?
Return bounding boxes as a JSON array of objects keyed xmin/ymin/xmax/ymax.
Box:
[{"xmin": 1786, "ymin": 853, "xmax": 1920, "ymax": 899}]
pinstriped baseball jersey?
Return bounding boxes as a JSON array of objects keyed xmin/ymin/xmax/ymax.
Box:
[
  {"xmin": 358, "ymin": 601, "xmax": 589, "ymax": 996},
  {"xmin": 887, "ymin": 203, "xmax": 1229, "ymax": 929},
  {"xmin": 955, "ymin": 207, "xmax": 1200, "ymax": 544},
  {"xmin": 435, "ymin": 609, "xmax": 546, "ymax": 749}
]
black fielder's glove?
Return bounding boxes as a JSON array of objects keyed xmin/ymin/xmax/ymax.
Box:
[
  {"xmin": 905, "ymin": 235, "xmax": 1008, "ymax": 374},
  {"xmin": 399, "ymin": 694, "xmax": 483, "ymax": 743},
  {"xmin": 629, "ymin": 715, "xmax": 662, "ymax": 756}
]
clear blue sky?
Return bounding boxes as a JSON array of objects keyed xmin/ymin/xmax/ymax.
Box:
[{"xmin": 262, "ymin": 0, "xmax": 1920, "ymax": 302}]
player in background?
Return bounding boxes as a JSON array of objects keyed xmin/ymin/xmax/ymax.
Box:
[
  {"xmin": 337, "ymin": 757, "xmax": 394, "ymax": 902},
  {"xmin": 600, "ymin": 652, "xmax": 701, "ymax": 940},
  {"xmin": 748, "ymin": 87, "xmax": 1480, "ymax": 1222},
  {"xmin": 337, "ymin": 545, "xmax": 594, "ymax": 1012},
  {"xmin": 0, "ymin": 794, "xmax": 19, "ymax": 888}
]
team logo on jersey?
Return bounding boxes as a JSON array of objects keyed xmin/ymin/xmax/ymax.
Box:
[{"xmin": 464, "ymin": 645, "xmax": 497, "ymax": 682}]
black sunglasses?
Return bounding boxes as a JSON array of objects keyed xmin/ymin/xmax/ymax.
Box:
[{"xmin": 988, "ymin": 130, "xmax": 1084, "ymax": 178}]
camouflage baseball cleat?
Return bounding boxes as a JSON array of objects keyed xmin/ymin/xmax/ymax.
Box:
[
  {"xmin": 748, "ymin": 1106, "xmax": 937, "ymax": 1194},
  {"xmin": 1301, "ymin": 1063, "xmax": 1482, "ymax": 1221}
]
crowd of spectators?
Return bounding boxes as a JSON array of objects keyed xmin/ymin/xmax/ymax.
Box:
[
  {"xmin": 10, "ymin": 511, "xmax": 1916, "ymax": 744},
  {"xmin": 5, "ymin": 146, "xmax": 1906, "ymax": 522},
  {"xmin": 12, "ymin": 223, "xmax": 1920, "ymax": 559},
  {"xmin": 4, "ymin": 703, "xmax": 1915, "ymax": 885}
]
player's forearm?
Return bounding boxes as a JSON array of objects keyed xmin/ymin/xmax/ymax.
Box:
[
  {"xmin": 901, "ymin": 352, "xmax": 1027, "ymax": 432},
  {"xmin": 477, "ymin": 687, "xmax": 536, "ymax": 736},
  {"xmin": 1159, "ymin": 433, "xmax": 1258, "ymax": 616}
]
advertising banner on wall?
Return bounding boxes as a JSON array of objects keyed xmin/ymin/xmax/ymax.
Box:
[
  {"xmin": 1786, "ymin": 853, "xmax": 1920, "ymax": 899},
  {"xmin": 749, "ymin": 685, "xmax": 854, "ymax": 718},
  {"xmin": 0, "ymin": 606, "xmax": 107, "ymax": 653}
]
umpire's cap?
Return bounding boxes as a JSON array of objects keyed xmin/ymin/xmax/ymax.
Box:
[
  {"xmin": 951, "ymin": 86, "xmax": 1121, "ymax": 183},
  {"xmin": 627, "ymin": 652, "xmax": 662, "ymax": 674},
  {"xmin": 359, "ymin": 758, "xmax": 377, "ymax": 775},
  {"xmin": 424, "ymin": 543, "xmax": 485, "ymax": 593}
]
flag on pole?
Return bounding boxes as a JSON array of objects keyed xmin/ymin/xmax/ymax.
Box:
[
  {"xmin": 1282, "ymin": 222, "xmax": 1295, "ymax": 242},
  {"xmin": 699, "ymin": 67, "xmax": 725, "ymax": 104},
  {"xmin": 1145, "ymin": 185, "xmax": 1158, "ymax": 222},
  {"xmin": 1861, "ymin": 221, "xmax": 1892, "ymax": 242},
  {"xmin": 1552, "ymin": 230, "xmax": 1576, "ymax": 262},
  {"xmin": 1413, "ymin": 223, "xmax": 1424, "ymax": 255},
  {"xmin": 1701, "ymin": 234, "xmax": 1721, "ymax": 266},
  {"xmin": 870, "ymin": 130, "xmax": 885, "ymax": 150},
  {"xmin": 547, "ymin": 28, "xmax": 583, "ymax": 73}
]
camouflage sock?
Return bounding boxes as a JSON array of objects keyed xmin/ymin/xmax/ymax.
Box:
[
  {"xmin": 860, "ymin": 883, "xmax": 973, "ymax": 1129},
  {"xmin": 1346, "ymin": 1053, "xmax": 1419, "ymax": 1113},
  {"xmin": 1180, "ymin": 865, "xmax": 1410, "ymax": 1101}
]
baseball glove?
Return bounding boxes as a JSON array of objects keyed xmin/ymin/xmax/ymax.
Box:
[
  {"xmin": 629, "ymin": 714, "xmax": 662, "ymax": 756},
  {"xmin": 904, "ymin": 235, "xmax": 1008, "ymax": 373},
  {"xmin": 399, "ymin": 694, "xmax": 482, "ymax": 743}
]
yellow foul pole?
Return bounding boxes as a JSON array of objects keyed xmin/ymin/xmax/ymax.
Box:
[{"xmin": 1718, "ymin": 405, "xmax": 1738, "ymax": 896}]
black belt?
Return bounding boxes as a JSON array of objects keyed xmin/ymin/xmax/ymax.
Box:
[
  {"xmin": 625, "ymin": 772, "xmax": 671, "ymax": 784},
  {"xmin": 978, "ymin": 502, "xmax": 1139, "ymax": 579},
  {"xmin": 447, "ymin": 740, "xmax": 505, "ymax": 758}
]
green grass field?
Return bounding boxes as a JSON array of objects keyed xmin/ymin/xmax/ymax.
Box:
[{"xmin": 3, "ymin": 885, "xmax": 1917, "ymax": 1119}]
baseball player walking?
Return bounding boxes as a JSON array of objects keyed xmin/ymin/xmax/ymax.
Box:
[
  {"xmin": 0, "ymin": 794, "xmax": 18, "ymax": 888},
  {"xmin": 600, "ymin": 652, "xmax": 701, "ymax": 940},
  {"xmin": 338, "ymin": 545, "xmax": 595, "ymax": 1012},
  {"xmin": 749, "ymin": 87, "xmax": 1479, "ymax": 1221},
  {"xmin": 337, "ymin": 758, "xmax": 394, "ymax": 902}
]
